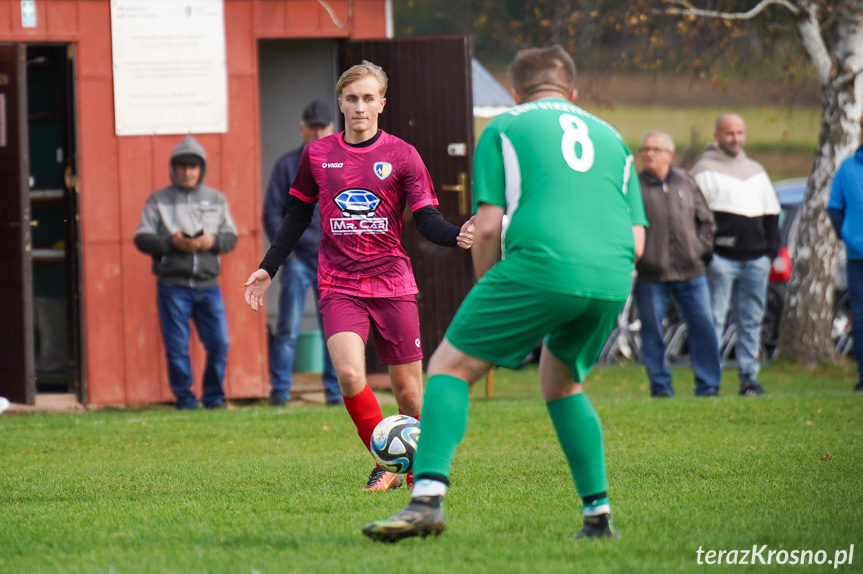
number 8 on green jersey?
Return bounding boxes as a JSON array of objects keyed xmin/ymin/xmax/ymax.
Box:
[{"xmin": 472, "ymin": 98, "xmax": 647, "ymax": 302}]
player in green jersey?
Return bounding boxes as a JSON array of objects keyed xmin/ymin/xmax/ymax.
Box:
[{"xmin": 362, "ymin": 45, "xmax": 647, "ymax": 542}]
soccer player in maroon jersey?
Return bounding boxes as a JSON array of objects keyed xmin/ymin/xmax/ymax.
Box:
[{"xmin": 244, "ymin": 61, "xmax": 474, "ymax": 491}]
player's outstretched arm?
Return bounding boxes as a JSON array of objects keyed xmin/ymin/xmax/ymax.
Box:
[
  {"xmin": 243, "ymin": 269, "xmax": 272, "ymax": 312},
  {"xmin": 472, "ymin": 204, "xmax": 504, "ymax": 280},
  {"xmin": 413, "ymin": 206, "xmax": 470, "ymax": 248},
  {"xmin": 632, "ymin": 225, "xmax": 646, "ymax": 262}
]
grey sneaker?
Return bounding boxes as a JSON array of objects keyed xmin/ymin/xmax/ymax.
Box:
[
  {"xmin": 362, "ymin": 496, "xmax": 446, "ymax": 542},
  {"xmin": 574, "ymin": 513, "xmax": 620, "ymax": 540},
  {"xmin": 739, "ymin": 381, "xmax": 766, "ymax": 396}
]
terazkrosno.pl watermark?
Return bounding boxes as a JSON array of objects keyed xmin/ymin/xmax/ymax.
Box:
[{"xmin": 696, "ymin": 545, "xmax": 854, "ymax": 568}]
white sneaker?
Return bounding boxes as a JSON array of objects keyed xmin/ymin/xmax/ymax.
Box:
[{"xmin": 0, "ymin": 397, "xmax": 10, "ymax": 415}]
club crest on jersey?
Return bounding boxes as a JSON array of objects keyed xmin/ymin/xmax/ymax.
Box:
[
  {"xmin": 331, "ymin": 188, "xmax": 388, "ymax": 235},
  {"xmin": 373, "ymin": 162, "xmax": 392, "ymax": 180}
]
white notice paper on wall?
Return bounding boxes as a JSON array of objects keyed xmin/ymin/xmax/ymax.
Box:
[
  {"xmin": 110, "ymin": 0, "xmax": 227, "ymax": 135},
  {"xmin": 21, "ymin": 1, "xmax": 36, "ymax": 27}
]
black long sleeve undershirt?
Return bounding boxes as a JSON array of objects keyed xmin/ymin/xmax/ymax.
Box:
[
  {"xmin": 413, "ymin": 206, "xmax": 461, "ymax": 247},
  {"xmin": 259, "ymin": 195, "xmax": 315, "ymax": 278}
]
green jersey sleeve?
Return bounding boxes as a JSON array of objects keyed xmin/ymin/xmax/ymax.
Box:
[
  {"xmin": 624, "ymin": 153, "xmax": 648, "ymax": 227},
  {"xmin": 472, "ymin": 122, "xmax": 506, "ymax": 212}
]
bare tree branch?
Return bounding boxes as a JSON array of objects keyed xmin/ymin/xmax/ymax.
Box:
[
  {"xmin": 657, "ymin": 0, "xmax": 836, "ymax": 90},
  {"xmin": 660, "ymin": 0, "xmax": 800, "ymax": 19},
  {"xmin": 315, "ymin": 0, "xmax": 353, "ymax": 30},
  {"xmin": 794, "ymin": 2, "xmax": 831, "ymax": 87}
]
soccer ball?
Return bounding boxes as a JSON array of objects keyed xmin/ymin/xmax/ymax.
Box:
[{"xmin": 370, "ymin": 414, "xmax": 420, "ymax": 474}]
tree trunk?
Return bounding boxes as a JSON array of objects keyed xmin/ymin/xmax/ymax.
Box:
[{"xmin": 777, "ymin": 3, "xmax": 863, "ymax": 364}]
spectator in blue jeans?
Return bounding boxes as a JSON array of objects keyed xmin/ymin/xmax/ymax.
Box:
[
  {"xmin": 634, "ymin": 131, "xmax": 721, "ymax": 397},
  {"xmin": 263, "ymin": 100, "xmax": 341, "ymax": 406},
  {"xmin": 134, "ymin": 136, "xmax": 238, "ymax": 409},
  {"xmin": 691, "ymin": 114, "xmax": 781, "ymax": 396},
  {"xmin": 828, "ymin": 124, "xmax": 863, "ymax": 392}
]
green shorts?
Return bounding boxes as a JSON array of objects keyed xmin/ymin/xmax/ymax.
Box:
[{"xmin": 445, "ymin": 268, "xmax": 625, "ymax": 382}]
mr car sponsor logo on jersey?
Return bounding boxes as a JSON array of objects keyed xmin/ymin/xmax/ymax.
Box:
[
  {"xmin": 331, "ymin": 188, "xmax": 388, "ymax": 235},
  {"xmin": 373, "ymin": 162, "xmax": 392, "ymax": 180}
]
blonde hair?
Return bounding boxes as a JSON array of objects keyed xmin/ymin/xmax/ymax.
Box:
[
  {"xmin": 336, "ymin": 60, "xmax": 388, "ymax": 98},
  {"xmin": 511, "ymin": 45, "xmax": 576, "ymax": 99}
]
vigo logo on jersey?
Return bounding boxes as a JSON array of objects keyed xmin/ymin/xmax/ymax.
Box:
[
  {"xmin": 373, "ymin": 162, "xmax": 392, "ymax": 180},
  {"xmin": 331, "ymin": 188, "xmax": 388, "ymax": 235}
]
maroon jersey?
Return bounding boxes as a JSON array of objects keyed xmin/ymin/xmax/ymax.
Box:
[{"xmin": 290, "ymin": 131, "xmax": 439, "ymax": 298}]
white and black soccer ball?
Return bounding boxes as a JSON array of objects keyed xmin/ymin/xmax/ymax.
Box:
[{"xmin": 370, "ymin": 414, "xmax": 420, "ymax": 474}]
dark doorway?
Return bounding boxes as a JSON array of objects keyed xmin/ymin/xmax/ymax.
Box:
[
  {"xmin": 0, "ymin": 44, "xmax": 34, "ymax": 404},
  {"xmin": 27, "ymin": 44, "xmax": 81, "ymax": 398},
  {"xmin": 257, "ymin": 39, "xmax": 339, "ymax": 344},
  {"xmin": 346, "ymin": 37, "xmax": 476, "ymax": 371},
  {"xmin": 0, "ymin": 44, "xmax": 81, "ymax": 404}
]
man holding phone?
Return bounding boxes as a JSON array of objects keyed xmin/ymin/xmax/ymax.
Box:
[{"xmin": 134, "ymin": 135, "xmax": 239, "ymax": 409}]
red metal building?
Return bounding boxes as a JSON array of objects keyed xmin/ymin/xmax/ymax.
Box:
[{"xmin": 0, "ymin": 1, "xmax": 475, "ymax": 407}]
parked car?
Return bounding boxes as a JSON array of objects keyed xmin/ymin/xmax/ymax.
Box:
[{"xmin": 763, "ymin": 178, "xmax": 850, "ymax": 357}]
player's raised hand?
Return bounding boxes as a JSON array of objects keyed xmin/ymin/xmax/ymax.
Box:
[
  {"xmin": 243, "ymin": 269, "xmax": 272, "ymax": 312},
  {"xmin": 457, "ymin": 215, "xmax": 475, "ymax": 250}
]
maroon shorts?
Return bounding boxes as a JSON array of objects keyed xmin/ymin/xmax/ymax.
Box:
[{"xmin": 319, "ymin": 293, "xmax": 423, "ymax": 365}]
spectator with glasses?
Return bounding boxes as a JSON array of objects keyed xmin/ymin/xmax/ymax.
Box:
[{"xmin": 634, "ymin": 131, "xmax": 720, "ymax": 398}]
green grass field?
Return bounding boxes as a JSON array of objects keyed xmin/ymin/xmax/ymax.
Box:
[
  {"xmin": 589, "ymin": 105, "xmax": 820, "ymax": 153},
  {"xmin": 2, "ymin": 362, "xmax": 862, "ymax": 573}
]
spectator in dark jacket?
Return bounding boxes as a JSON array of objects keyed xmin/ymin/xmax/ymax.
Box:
[
  {"xmin": 635, "ymin": 131, "xmax": 721, "ymax": 397},
  {"xmin": 262, "ymin": 100, "xmax": 341, "ymax": 406},
  {"xmin": 134, "ymin": 136, "xmax": 238, "ymax": 409}
]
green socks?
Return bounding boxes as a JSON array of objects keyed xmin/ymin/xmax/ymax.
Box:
[
  {"xmin": 413, "ymin": 380, "xmax": 609, "ymax": 517},
  {"xmin": 546, "ymin": 392, "xmax": 609, "ymax": 505},
  {"xmin": 413, "ymin": 374, "xmax": 470, "ymax": 481}
]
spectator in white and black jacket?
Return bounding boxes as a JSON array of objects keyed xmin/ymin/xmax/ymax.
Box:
[{"xmin": 690, "ymin": 113, "xmax": 780, "ymax": 397}]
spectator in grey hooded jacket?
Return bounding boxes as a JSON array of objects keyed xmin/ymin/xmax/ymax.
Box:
[{"xmin": 134, "ymin": 135, "xmax": 238, "ymax": 409}]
